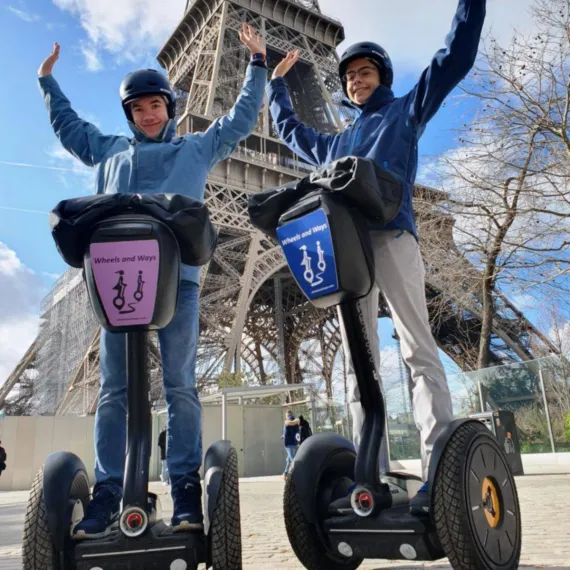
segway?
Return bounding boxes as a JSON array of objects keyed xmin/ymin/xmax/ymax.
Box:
[
  {"xmin": 248, "ymin": 163, "xmax": 522, "ymax": 570},
  {"xmin": 22, "ymin": 194, "xmax": 242, "ymax": 570}
]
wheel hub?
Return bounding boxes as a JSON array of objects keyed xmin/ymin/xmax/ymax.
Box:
[{"xmin": 482, "ymin": 477, "xmax": 500, "ymax": 528}]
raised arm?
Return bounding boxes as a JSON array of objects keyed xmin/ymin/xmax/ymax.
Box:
[
  {"xmin": 38, "ymin": 43, "xmax": 121, "ymax": 167},
  {"xmin": 411, "ymin": 0, "xmax": 487, "ymax": 131},
  {"xmin": 266, "ymin": 50, "xmax": 334, "ymax": 167},
  {"xmin": 205, "ymin": 24, "xmax": 268, "ymax": 166}
]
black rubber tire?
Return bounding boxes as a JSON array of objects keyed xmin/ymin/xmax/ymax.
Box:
[
  {"xmin": 22, "ymin": 465, "xmax": 90, "ymax": 570},
  {"xmin": 283, "ymin": 462, "xmax": 363, "ymax": 570},
  {"xmin": 433, "ymin": 421, "xmax": 522, "ymax": 570},
  {"xmin": 209, "ymin": 446, "xmax": 242, "ymax": 570},
  {"xmin": 22, "ymin": 467, "xmax": 59, "ymax": 570}
]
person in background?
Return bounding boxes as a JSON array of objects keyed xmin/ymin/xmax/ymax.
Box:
[
  {"xmin": 158, "ymin": 427, "xmax": 169, "ymax": 486},
  {"xmin": 283, "ymin": 410, "xmax": 299, "ymax": 479},
  {"xmin": 298, "ymin": 415, "xmax": 313, "ymax": 444},
  {"xmin": 0, "ymin": 441, "xmax": 6, "ymax": 478}
]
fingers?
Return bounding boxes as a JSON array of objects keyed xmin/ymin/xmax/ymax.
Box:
[
  {"xmin": 241, "ymin": 22, "xmax": 254, "ymax": 41},
  {"xmin": 240, "ymin": 22, "xmax": 263, "ymax": 44},
  {"xmin": 289, "ymin": 49, "xmax": 300, "ymax": 62},
  {"xmin": 281, "ymin": 50, "xmax": 300, "ymax": 69},
  {"xmin": 281, "ymin": 50, "xmax": 299, "ymax": 63},
  {"xmin": 273, "ymin": 50, "xmax": 300, "ymax": 78}
]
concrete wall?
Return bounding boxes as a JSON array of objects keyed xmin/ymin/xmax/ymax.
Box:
[{"xmin": 0, "ymin": 404, "xmax": 286, "ymax": 492}]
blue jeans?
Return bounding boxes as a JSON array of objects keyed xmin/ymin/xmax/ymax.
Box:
[
  {"xmin": 161, "ymin": 459, "xmax": 170, "ymax": 484},
  {"xmin": 94, "ymin": 280, "xmax": 202, "ymax": 491},
  {"xmin": 284, "ymin": 445, "xmax": 297, "ymax": 475}
]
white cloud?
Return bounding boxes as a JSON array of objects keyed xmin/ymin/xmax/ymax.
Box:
[
  {"xmin": 0, "ymin": 316, "xmax": 40, "ymax": 384},
  {"xmin": 51, "ymin": 0, "xmax": 186, "ymax": 68},
  {"xmin": 7, "ymin": 5, "xmax": 40, "ymax": 22},
  {"xmin": 46, "ymin": 22, "xmax": 66, "ymax": 31},
  {"xmin": 0, "ymin": 244, "xmax": 44, "ymax": 385},
  {"xmin": 80, "ymin": 42, "xmax": 103, "ymax": 72},
  {"xmin": 0, "ymin": 245, "xmax": 23, "ymax": 276},
  {"xmin": 321, "ymin": 0, "xmax": 538, "ymax": 74}
]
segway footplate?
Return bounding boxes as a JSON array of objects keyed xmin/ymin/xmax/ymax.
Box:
[
  {"xmin": 74, "ymin": 521, "xmax": 206, "ymax": 570},
  {"xmin": 325, "ymin": 506, "xmax": 444, "ymax": 562}
]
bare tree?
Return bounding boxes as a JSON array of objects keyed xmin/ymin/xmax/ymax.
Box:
[{"xmin": 429, "ymin": 0, "xmax": 570, "ymax": 368}]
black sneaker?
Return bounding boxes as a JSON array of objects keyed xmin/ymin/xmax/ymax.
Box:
[
  {"xmin": 171, "ymin": 474, "xmax": 203, "ymax": 531},
  {"xmin": 71, "ymin": 484, "xmax": 122, "ymax": 540},
  {"xmin": 409, "ymin": 482, "xmax": 430, "ymax": 516}
]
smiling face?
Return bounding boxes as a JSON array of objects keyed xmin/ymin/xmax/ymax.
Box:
[
  {"xmin": 130, "ymin": 95, "xmax": 169, "ymax": 138},
  {"xmin": 345, "ymin": 57, "xmax": 381, "ymax": 105}
]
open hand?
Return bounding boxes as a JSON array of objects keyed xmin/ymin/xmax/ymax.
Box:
[
  {"xmin": 272, "ymin": 50, "xmax": 300, "ymax": 79},
  {"xmin": 39, "ymin": 42, "xmax": 60, "ymax": 77},
  {"xmin": 239, "ymin": 23, "xmax": 266, "ymax": 57}
]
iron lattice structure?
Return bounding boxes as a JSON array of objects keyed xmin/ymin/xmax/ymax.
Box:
[{"xmin": 0, "ymin": 0, "xmax": 559, "ymax": 416}]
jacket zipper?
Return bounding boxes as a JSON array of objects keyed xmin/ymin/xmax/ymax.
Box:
[
  {"xmin": 132, "ymin": 142, "xmax": 138, "ymax": 193},
  {"xmin": 348, "ymin": 117, "xmax": 361, "ymax": 152}
]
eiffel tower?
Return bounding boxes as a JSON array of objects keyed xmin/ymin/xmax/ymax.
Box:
[{"xmin": 0, "ymin": 0, "xmax": 559, "ymax": 416}]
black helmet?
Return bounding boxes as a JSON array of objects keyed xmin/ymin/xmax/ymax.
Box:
[
  {"xmin": 119, "ymin": 69, "xmax": 176, "ymax": 122},
  {"xmin": 339, "ymin": 42, "xmax": 394, "ymax": 95}
]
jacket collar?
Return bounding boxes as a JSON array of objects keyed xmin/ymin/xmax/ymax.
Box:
[
  {"xmin": 128, "ymin": 119, "xmax": 176, "ymax": 143},
  {"xmin": 342, "ymin": 84, "xmax": 395, "ymax": 116}
]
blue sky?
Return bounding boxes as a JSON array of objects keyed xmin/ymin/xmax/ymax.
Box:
[{"xmin": 0, "ymin": 0, "xmax": 540, "ymax": 383}]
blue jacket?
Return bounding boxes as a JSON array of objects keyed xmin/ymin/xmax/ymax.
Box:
[
  {"xmin": 39, "ymin": 64, "xmax": 267, "ymax": 284},
  {"xmin": 266, "ymin": 0, "xmax": 486, "ymax": 238},
  {"xmin": 283, "ymin": 418, "xmax": 299, "ymax": 447}
]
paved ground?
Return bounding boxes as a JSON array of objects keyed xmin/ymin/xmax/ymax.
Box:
[{"xmin": 1, "ymin": 475, "xmax": 569, "ymax": 569}]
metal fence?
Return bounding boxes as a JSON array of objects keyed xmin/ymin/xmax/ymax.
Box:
[{"xmin": 290, "ymin": 354, "xmax": 570, "ymax": 461}]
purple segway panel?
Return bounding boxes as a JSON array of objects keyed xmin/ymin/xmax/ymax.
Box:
[{"xmin": 89, "ymin": 240, "xmax": 160, "ymax": 327}]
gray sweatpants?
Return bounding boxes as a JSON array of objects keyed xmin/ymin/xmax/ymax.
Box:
[{"xmin": 339, "ymin": 229, "xmax": 454, "ymax": 481}]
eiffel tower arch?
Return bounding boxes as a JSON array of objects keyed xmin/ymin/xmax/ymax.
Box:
[{"xmin": 0, "ymin": 0, "xmax": 559, "ymax": 416}]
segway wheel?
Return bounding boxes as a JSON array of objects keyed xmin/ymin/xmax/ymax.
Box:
[
  {"xmin": 22, "ymin": 465, "xmax": 89, "ymax": 569},
  {"xmin": 433, "ymin": 421, "xmax": 522, "ymax": 570},
  {"xmin": 209, "ymin": 446, "xmax": 242, "ymax": 570},
  {"xmin": 283, "ymin": 462, "xmax": 363, "ymax": 570}
]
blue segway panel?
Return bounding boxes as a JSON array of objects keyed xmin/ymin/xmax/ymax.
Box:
[
  {"xmin": 277, "ymin": 209, "xmax": 339, "ymax": 301},
  {"xmin": 277, "ymin": 192, "xmax": 374, "ymax": 309}
]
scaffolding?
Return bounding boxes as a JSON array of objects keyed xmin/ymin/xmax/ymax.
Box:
[{"xmin": 34, "ymin": 270, "xmax": 98, "ymax": 415}]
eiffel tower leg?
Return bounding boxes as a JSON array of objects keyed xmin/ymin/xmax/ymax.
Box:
[{"xmin": 223, "ymin": 232, "xmax": 262, "ymax": 371}]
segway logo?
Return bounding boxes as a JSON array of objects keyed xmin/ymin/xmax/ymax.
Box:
[
  {"xmin": 277, "ymin": 209, "xmax": 339, "ymax": 300},
  {"xmin": 90, "ymin": 240, "xmax": 160, "ymax": 326}
]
